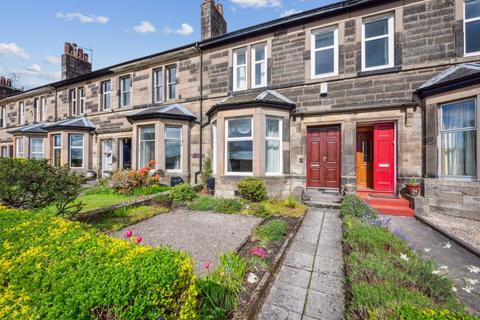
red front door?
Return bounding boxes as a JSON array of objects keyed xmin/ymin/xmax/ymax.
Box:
[
  {"xmin": 373, "ymin": 122, "xmax": 395, "ymax": 193},
  {"xmin": 307, "ymin": 126, "xmax": 341, "ymax": 189}
]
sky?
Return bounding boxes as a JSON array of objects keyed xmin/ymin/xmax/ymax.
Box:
[{"xmin": 0, "ymin": 0, "xmax": 339, "ymax": 89}]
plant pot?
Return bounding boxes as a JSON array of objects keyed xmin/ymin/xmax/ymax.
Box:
[{"xmin": 406, "ymin": 183, "xmax": 421, "ymax": 196}]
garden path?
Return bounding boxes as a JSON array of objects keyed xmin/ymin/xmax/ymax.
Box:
[
  {"xmin": 112, "ymin": 209, "xmax": 262, "ymax": 275},
  {"xmin": 258, "ymin": 208, "xmax": 345, "ymax": 320},
  {"xmin": 388, "ymin": 216, "xmax": 480, "ymax": 314}
]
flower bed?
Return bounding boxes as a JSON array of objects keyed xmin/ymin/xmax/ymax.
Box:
[
  {"xmin": 0, "ymin": 207, "xmax": 197, "ymax": 319},
  {"xmin": 341, "ymin": 194, "xmax": 474, "ymax": 319}
]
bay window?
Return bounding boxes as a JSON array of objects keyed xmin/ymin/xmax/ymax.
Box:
[
  {"xmin": 167, "ymin": 65, "xmax": 177, "ymax": 100},
  {"xmin": 465, "ymin": 0, "xmax": 480, "ymax": 55},
  {"xmin": 440, "ymin": 99, "xmax": 477, "ymax": 177},
  {"xmin": 265, "ymin": 117, "xmax": 282, "ymax": 174},
  {"xmin": 139, "ymin": 126, "xmax": 155, "ymax": 168},
  {"xmin": 53, "ymin": 134, "xmax": 61, "ymax": 167},
  {"xmin": 15, "ymin": 137, "xmax": 23, "ymax": 158},
  {"xmin": 154, "ymin": 68, "xmax": 164, "ymax": 103},
  {"xmin": 120, "ymin": 76, "xmax": 131, "ymax": 107},
  {"xmin": 165, "ymin": 126, "xmax": 182, "ymax": 171},
  {"xmin": 102, "ymin": 80, "xmax": 111, "ymax": 111},
  {"xmin": 69, "ymin": 134, "xmax": 84, "ymax": 168},
  {"xmin": 226, "ymin": 118, "xmax": 253, "ymax": 174},
  {"xmin": 30, "ymin": 138, "xmax": 44, "ymax": 159},
  {"xmin": 233, "ymin": 47, "xmax": 247, "ymax": 91},
  {"xmin": 252, "ymin": 43, "xmax": 267, "ymax": 88},
  {"xmin": 311, "ymin": 27, "xmax": 338, "ymax": 78},
  {"xmin": 362, "ymin": 15, "xmax": 394, "ymax": 71}
]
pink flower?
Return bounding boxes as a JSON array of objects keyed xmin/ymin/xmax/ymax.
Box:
[
  {"xmin": 125, "ymin": 230, "xmax": 133, "ymax": 238},
  {"xmin": 203, "ymin": 262, "xmax": 210, "ymax": 270},
  {"xmin": 249, "ymin": 246, "xmax": 267, "ymax": 258},
  {"xmin": 135, "ymin": 236, "xmax": 143, "ymax": 244},
  {"xmin": 220, "ymin": 272, "xmax": 225, "ymax": 278}
]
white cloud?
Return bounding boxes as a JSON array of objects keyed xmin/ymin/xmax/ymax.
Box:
[
  {"xmin": 44, "ymin": 55, "xmax": 61, "ymax": 65},
  {"xmin": 229, "ymin": 0, "xmax": 281, "ymax": 8},
  {"xmin": 281, "ymin": 9, "xmax": 301, "ymax": 17},
  {"xmin": 56, "ymin": 12, "xmax": 109, "ymax": 24},
  {"xmin": 133, "ymin": 21, "xmax": 157, "ymax": 33},
  {"xmin": 163, "ymin": 23, "xmax": 194, "ymax": 36},
  {"xmin": 0, "ymin": 43, "xmax": 30, "ymax": 60},
  {"xmin": 12, "ymin": 64, "xmax": 60, "ymax": 80},
  {"xmin": 26, "ymin": 64, "xmax": 42, "ymax": 73}
]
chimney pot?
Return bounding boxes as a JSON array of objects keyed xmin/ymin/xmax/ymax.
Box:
[
  {"xmin": 0, "ymin": 77, "xmax": 5, "ymax": 86},
  {"xmin": 216, "ymin": 3, "xmax": 224, "ymax": 15},
  {"xmin": 6, "ymin": 79, "xmax": 12, "ymax": 87},
  {"xmin": 78, "ymin": 48, "xmax": 84, "ymax": 59}
]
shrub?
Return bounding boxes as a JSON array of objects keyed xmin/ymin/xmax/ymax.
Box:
[
  {"xmin": 108, "ymin": 168, "xmax": 161, "ymax": 195},
  {"xmin": 198, "ymin": 252, "xmax": 247, "ymax": 319},
  {"xmin": 284, "ymin": 195, "xmax": 298, "ymax": 208},
  {"xmin": 0, "ymin": 208, "xmax": 197, "ymax": 319},
  {"xmin": 215, "ymin": 198, "xmax": 244, "ymax": 214},
  {"xmin": 153, "ymin": 193, "xmax": 173, "ymax": 208},
  {"xmin": 169, "ymin": 183, "xmax": 198, "ymax": 204},
  {"xmin": 237, "ymin": 177, "xmax": 267, "ymax": 202},
  {"xmin": 188, "ymin": 196, "xmax": 218, "ymax": 211},
  {"xmin": 340, "ymin": 194, "xmax": 377, "ymax": 221},
  {"xmin": 0, "ymin": 158, "xmax": 83, "ymax": 213},
  {"xmin": 201, "ymin": 154, "xmax": 213, "ymax": 192},
  {"xmin": 373, "ymin": 304, "xmax": 478, "ymax": 320},
  {"xmin": 251, "ymin": 202, "xmax": 272, "ymax": 218},
  {"xmin": 256, "ymin": 219, "xmax": 288, "ymax": 242}
]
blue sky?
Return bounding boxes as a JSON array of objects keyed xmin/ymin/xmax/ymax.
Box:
[{"xmin": 0, "ymin": 0, "xmax": 338, "ymax": 89}]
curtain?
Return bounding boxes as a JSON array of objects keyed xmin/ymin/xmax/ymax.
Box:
[
  {"xmin": 442, "ymin": 131, "xmax": 476, "ymax": 176},
  {"xmin": 442, "ymin": 100, "xmax": 476, "ymax": 130},
  {"xmin": 266, "ymin": 119, "xmax": 281, "ymax": 173}
]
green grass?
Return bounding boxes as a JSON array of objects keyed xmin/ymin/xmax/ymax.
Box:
[
  {"xmin": 90, "ymin": 205, "xmax": 170, "ymax": 232},
  {"xmin": 262, "ymin": 199, "xmax": 307, "ymax": 218},
  {"xmin": 256, "ymin": 219, "xmax": 288, "ymax": 242},
  {"xmin": 77, "ymin": 193, "xmax": 137, "ymax": 212},
  {"xmin": 187, "ymin": 196, "xmax": 245, "ymax": 215},
  {"xmin": 188, "ymin": 196, "xmax": 219, "ymax": 211}
]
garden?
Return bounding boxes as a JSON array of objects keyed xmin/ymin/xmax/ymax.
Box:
[{"xmin": 0, "ymin": 157, "xmax": 307, "ymax": 319}]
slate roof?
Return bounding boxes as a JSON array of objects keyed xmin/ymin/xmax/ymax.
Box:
[
  {"xmin": 126, "ymin": 104, "xmax": 196, "ymax": 122},
  {"xmin": 8, "ymin": 123, "xmax": 47, "ymax": 135},
  {"xmin": 44, "ymin": 117, "xmax": 96, "ymax": 131},
  {"xmin": 416, "ymin": 62, "xmax": 480, "ymax": 97}
]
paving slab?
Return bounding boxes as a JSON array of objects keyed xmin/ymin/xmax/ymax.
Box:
[{"xmin": 112, "ymin": 208, "xmax": 261, "ymax": 275}]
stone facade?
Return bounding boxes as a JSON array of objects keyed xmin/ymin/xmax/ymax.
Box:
[{"xmin": 0, "ymin": 0, "xmax": 479, "ymax": 203}]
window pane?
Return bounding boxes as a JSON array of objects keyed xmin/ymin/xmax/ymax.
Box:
[
  {"xmin": 442, "ymin": 100, "xmax": 476, "ymax": 130},
  {"xmin": 227, "ymin": 141, "xmax": 252, "ymax": 172},
  {"xmin": 255, "ymin": 62, "xmax": 265, "ymax": 86},
  {"xmin": 70, "ymin": 134, "xmax": 83, "ymax": 147},
  {"xmin": 255, "ymin": 46, "xmax": 265, "ymax": 61},
  {"xmin": 122, "ymin": 92, "xmax": 130, "ymax": 106},
  {"xmin": 315, "ymin": 31, "xmax": 334, "ymax": 48},
  {"xmin": 104, "ymin": 93, "xmax": 111, "ymax": 109},
  {"xmin": 228, "ymin": 118, "xmax": 252, "ymax": 138},
  {"xmin": 236, "ymin": 66, "xmax": 246, "ymax": 89},
  {"xmin": 266, "ymin": 140, "xmax": 281, "ymax": 173},
  {"xmin": 70, "ymin": 148, "xmax": 83, "ymax": 167},
  {"xmin": 122, "ymin": 77, "xmax": 131, "ymax": 92},
  {"xmin": 54, "ymin": 135, "xmax": 61, "ymax": 147},
  {"xmin": 155, "ymin": 86, "xmax": 163, "ymax": 102},
  {"xmin": 166, "ymin": 140, "xmax": 181, "ymax": 170},
  {"xmin": 365, "ymin": 38, "xmax": 388, "ymax": 67},
  {"xmin": 168, "ymin": 67, "xmax": 176, "ymax": 83},
  {"xmin": 266, "ymin": 119, "xmax": 280, "ymax": 138},
  {"xmin": 466, "ymin": 20, "xmax": 480, "ymax": 54},
  {"xmin": 54, "ymin": 149, "xmax": 61, "ymax": 167},
  {"xmin": 30, "ymin": 138, "xmax": 43, "ymax": 159},
  {"xmin": 140, "ymin": 126, "xmax": 155, "ymax": 140},
  {"xmin": 236, "ymin": 49, "xmax": 246, "ymax": 65},
  {"xmin": 315, "ymin": 49, "xmax": 334, "ymax": 74},
  {"xmin": 139, "ymin": 141, "xmax": 155, "ymax": 168},
  {"xmin": 441, "ymin": 131, "xmax": 477, "ymax": 176},
  {"xmin": 165, "ymin": 126, "xmax": 181, "ymax": 139},
  {"xmin": 466, "ymin": 0, "xmax": 480, "ymax": 19},
  {"xmin": 169, "ymin": 83, "xmax": 176, "ymax": 99},
  {"xmin": 365, "ymin": 19, "xmax": 388, "ymax": 38}
]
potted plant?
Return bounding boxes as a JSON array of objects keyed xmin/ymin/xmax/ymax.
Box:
[{"xmin": 406, "ymin": 178, "xmax": 421, "ymax": 196}]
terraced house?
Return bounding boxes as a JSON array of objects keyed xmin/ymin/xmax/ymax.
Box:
[{"xmin": 0, "ymin": 0, "xmax": 479, "ymax": 218}]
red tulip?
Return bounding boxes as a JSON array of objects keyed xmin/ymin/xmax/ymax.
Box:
[
  {"xmin": 203, "ymin": 262, "xmax": 210, "ymax": 270},
  {"xmin": 135, "ymin": 236, "xmax": 143, "ymax": 244},
  {"xmin": 125, "ymin": 230, "xmax": 133, "ymax": 238}
]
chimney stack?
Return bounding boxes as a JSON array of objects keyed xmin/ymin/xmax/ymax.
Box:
[
  {"xmin": 201, "ymin": 0, "xmax": 227, "ymax": 40},
  {"xmin": 61, "ymin": 42, "xmax": 92, "ymax": 80},
  {"xmin": 0, "ymin": 76, "xmax": 22, "ymax": 99}
]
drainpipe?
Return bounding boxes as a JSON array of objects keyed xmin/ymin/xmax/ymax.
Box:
[{"xmin": 194, "ymin": 43, "xmax": 204, "ymax": 184}]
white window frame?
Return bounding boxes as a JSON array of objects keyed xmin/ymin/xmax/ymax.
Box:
[
  {"xmin": 0, "ymin": 106, "xmax": 6, "ymax": 128},
  {"xmin": 167, "ymin": 65, "xmax": 177, "ymax": 100},
  {"xmin": 40, "ymin": 97, "xmax": 47, "ymax": 122},
  {"xmin": 265, "ymin": 117, "xmax": 283, "ymax": 176},
  {"xmin": 311, "ymin": 27, "xmax": 339, "ymax": 79},
  {"xmin": 437, "ymin": 98, "xmax": 477, "ymax": 180},
  {"xmin": 19, "ymin": 102, "xmax": 25, "ymax": 125},
  {"xmin": 120, "ymin": 76, "xmax": 131, "ymax": 107},
  {"xmin": 15, "ymin": 137, "xmax": 23, "ymax": 158},
  {"xmin": 251, "ymin": 43, "xmax": 267, "ymax": 88},
  {"xmin": 69, "ymin": 89, "xmax": 77, "ymax": 116},
  {"xmin": 233, "ymin": 47, "xmax": 248, "ymax": 91},
  {"xmin": 53, "ymin": 134, "xmax": 61, "ymax": 167},
  {"xmin": 212, "ymin": 120, "xmax": 217, "ymax": 174},
  {"xmin": 154, "ymin": 68, "xmax": 164, "ymax": 103},
  {"xmin": 225, "ymin": 117, "xmax": 254, "ymax": 176},
  {"xmin": 33, "ymin": 98, "xmax": 40, "ymax": 122},
  {"xmin": 361, "ymin": 14, "xmax": 395, "ymax": 72},
  {"xmin": 29, "ymin": 137, "xmax": 44, "ymax": 159},
  {"xmin": 464, "ymin": 0, "xmax": 480, "ymax": 56},
  {"xmin": 165, "ymin": 125, "xmax": 182, "ymax": 173},
  {"xmin": 102, "ymin": 80, "xmax": 111, "ymax": 111},
  {"xmin": 138, "ymin": 125, "xmax": 155, "ymax": 168},
  {"xmin": 79, "ymin": 87, "xmax": 85, "ymax": 114},
  {"xmin": 69, "ymin": 134, "xmax": 84, "ymax": 169}
]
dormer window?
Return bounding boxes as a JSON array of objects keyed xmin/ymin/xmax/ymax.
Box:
[
  {"xmin": 465, "ymin": 0, "xmax": 480, "ymax": 56},
  {"xmin": 362, "ymin": 15, "xmax": 394, "ymax": 71}
]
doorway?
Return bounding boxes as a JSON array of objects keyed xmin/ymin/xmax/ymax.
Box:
[
  {"xmin": 101, "ymin": 140, "xmax": 113, "ymax": 176},
  {"xmin": 119, "ymin": 138, "xmax": 132, "ymax": 170},
  {"xmin": 306, "ymin": 125, "xmax": 341, "ymax": 189}
]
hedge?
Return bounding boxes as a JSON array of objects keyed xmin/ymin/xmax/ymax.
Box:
[{"xmin": 0, "ymin": 207, "xmax": 198, "ymax": 319}]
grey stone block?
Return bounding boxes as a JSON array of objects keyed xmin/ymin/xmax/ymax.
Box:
[
  {"xmin": 284, "ymin": 250, "xmax": 315, "ymax": 271},
  {"xmin": 304, "ymin": 290, "xmax": 345, "ymax": 320},
  {"xmin": 264, "ymin": 282, "xmax": 308, "ymax": 314},
  {"xmin": 313, "ymin": 256, "xmax": 344, "ymax": 277},
  {"xmin": 289, "ymin": 239, "xmax": 318, "ymax": 255},
  {"xmin": 277, "ymin": 265, "xmax": 312, "ymax": 289},
  {"xmin": 258, "ymin": 304, "xmax": 302, "ymax": 320},
  {"xmin": 310, "ymin": 272, "xmax": 344, "ymax": 296}
]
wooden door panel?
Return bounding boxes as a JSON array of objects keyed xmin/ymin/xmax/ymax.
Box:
[
  {"xmin": 307, "ymin": 126, "xmax": 340, "ymax": 189},
  {"xmin": 356, "ymin": 131, "xmax": 373, "ymax": 189},
  {"xmin": 373, "ymin": 123, "xmax": 395, "ymax": 192}
]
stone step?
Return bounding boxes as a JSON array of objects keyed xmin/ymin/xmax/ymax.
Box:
[{"xmin": 430, "ymin": 206, "xmax": 480, "ymax": 222}]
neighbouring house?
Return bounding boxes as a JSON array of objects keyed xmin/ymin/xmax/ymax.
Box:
[{"xmin": 0, "ymin": 0, "xmax": 479, "ymax": 217}]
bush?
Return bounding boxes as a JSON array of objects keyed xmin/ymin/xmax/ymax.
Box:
[
  {"xmin": 0, "ymin": 158, "xmax": 83, "ymax": 214},
  {"xmin": 201, "ymin": 154, "xmax": 213, "ymax": 192},
  {"xmin": 153, "ymin": 193, "xmax": 173, "ymax": 208},
  {"xmin": 0, "ymin": 208, "xmax": 198, "ymax": 319},
  {"xmin": 188, "ymin": 196, "xmax": 219, "ymax": 211},
  {"xmin": 237, "ymin": 177, "xmax": 267, "ymax": 202},
  {"xmin": 169, "ymin": 183, "xmax": 198, "ymax": 204},
  {"xmin": 251, "ymin": 202, "xmax": 272, "ymax": 218},
  {"xmin": 108, "ymin": 168, "xmax": 161, "ymax": 195},
  {"xmin": 284, "ymin": 195, "xmax": 298, "ymax": 208},
  {"xmin": 340, "ymin": 194, "xmax": 377, "ymax": 221},
  {"xmin": 198, "ymin": 252, "xmax": 247, "ymax": 319},
  {"xmin": 256, "ymin": 219, "xmax": 288, "ymax": 242},
  {"xmin": 215, "ymin": 198, "xmax": 244, "ymax": 214}
]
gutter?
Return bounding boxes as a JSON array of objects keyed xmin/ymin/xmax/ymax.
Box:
[{"xmin": 292, "ymin": 102, "xmax": 418, "ymax": 117}]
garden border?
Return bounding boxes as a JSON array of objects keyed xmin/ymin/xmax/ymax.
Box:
[
  {"xmin": 233, "ymin": 209, "xmax": 308, "ymax": 320},
  {"xmin": 415, "ymin": 215, "xmax": 480, "ymax": 259}
]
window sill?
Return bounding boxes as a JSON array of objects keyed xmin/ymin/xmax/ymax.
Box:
[{"xmin": 358, "ymin": 66, "xmax": 401, "ymax": 77}]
